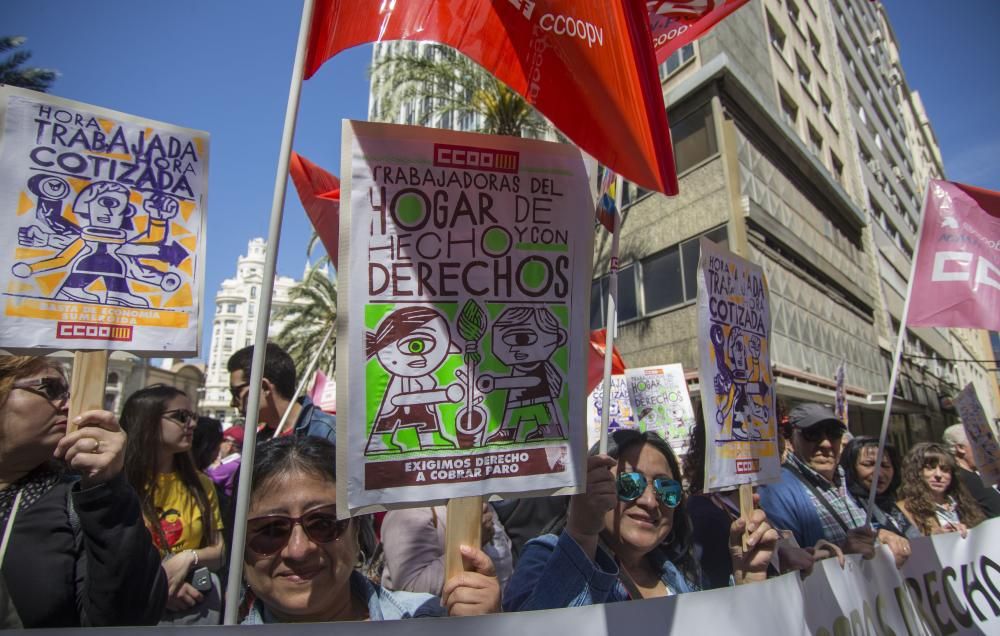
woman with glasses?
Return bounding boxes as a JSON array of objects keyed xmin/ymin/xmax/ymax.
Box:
[
  {"xmin": 896, "ymin": 442, "xmax": 984, "ymax": 537},
  {"xmin": 503, "ymin": 429, "xmax": 778, "ymax": 611},
  {"xmin": 121, "ymin": 384, "xmax": 225, "ymax": 624},
  {"xmin": 0, "ymin": 355, "xmax": 165, "ymax": 627},
  {"xmin": 241, "ymin": 435, "xmax": 500, "ymax": 623}
]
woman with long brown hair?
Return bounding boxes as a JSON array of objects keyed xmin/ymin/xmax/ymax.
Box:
[
  {"xmin": 896, "ymin": 442, "xmax": 984, "ymax": 536},
  {"xmin": 121, "ymin": 384, "xmax": 225, "ymax": 624}
]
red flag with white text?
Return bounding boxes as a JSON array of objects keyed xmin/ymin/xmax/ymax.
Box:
[
  {"xmin": 647, "ymin": 0, "xmax": 750, "ymax": 64},
  {"xmin": 907, "ymin": 180, "xmax": 1000, "ymax": 331},
  {"xmin": 305, "ymin": 1, "xmax": 679, "ymax": 195},
  {"xmin": 289, "ymin": 151, "xmax": 341, "ymax": 268}
]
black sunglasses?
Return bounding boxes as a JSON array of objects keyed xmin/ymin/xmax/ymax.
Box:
[
  {"xmin": 229, "ymin": 382, "xmax": 250, "ymax": 403},
  {"xmin": 798, "ymin": 423, "xmax": 846, "ymax": 444},
  {"xmin": 162, "ymin": 409, "xmax": 197, "ymax": 426},
  {"xmin": 245, "ymin": 504, "xmax": 350, "ymax": 557},
  {"xmin": 13, "ymin": 376, "xmax": 70, "ymax": 403},
  {"xmin": 617, "ymin": 472, "xmax": 682, "ymax": 508}
]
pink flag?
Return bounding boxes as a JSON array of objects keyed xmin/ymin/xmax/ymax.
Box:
[
  {"xmin": 907, "ymin": 180, "xmax": 1000, "ymax": 331},
  {"xmin": 309, "ymin": 369, "xmax": 337, "ymax": 414}
]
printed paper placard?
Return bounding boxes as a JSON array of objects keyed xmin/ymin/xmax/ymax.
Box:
[
  {"xmin": 337, "ymin": 120, "xmax": 595, "ymax": 515},
  {"xmin": 625, "ymin": 364, "xmax": 695, "ymax": 456},
  {"xmin": 585, "ymin": 374, "xmax": 636, "ymax": 449},
  {"xmin": 0, "ymin": 86, "xmax": 208, "ymax": 355},
  {"xmin": 697, "ymin": 238, "xmax": 779, "ymax": 490},
  {"xmin": 955, "ymin": 383, "xmax": 1000, "ymax": 487}
]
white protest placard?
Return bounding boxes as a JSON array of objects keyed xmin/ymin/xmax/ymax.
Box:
[
  {"xmin": 586, "ymin": 374, "xmax": 636, "ymax": 450},
  {"xmin": 337, "ymin": 121, "xmax": 595, "ymax": 515},
  {"xmin": 696, "ymin": 238, "xmax": 779, "ymax": 491},
  {"xmin": 625, "ymin": 364, "xmax": 695, "ymax": 456},
  {"xmin": 0, "ymin": 86, "xmax": 208, "ymax": 356},
  {"xmin": 956, "ymin": 383, "xmax": 1000, "ymax": 487}
]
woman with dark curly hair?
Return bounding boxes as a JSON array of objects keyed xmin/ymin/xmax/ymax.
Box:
[
  {"xmin": 896, "ymin": 442, "xmax": 985, "ymax": 536},
  {"xmin": 503, "ymin": 429, "xmax": 777, "ymax": 609}
]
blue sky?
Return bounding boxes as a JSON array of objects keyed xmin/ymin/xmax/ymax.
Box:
[{"xmin": 4, "ymin": 1, "xmax": 998, "ymax": 361}]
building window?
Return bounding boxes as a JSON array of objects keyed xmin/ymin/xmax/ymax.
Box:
[
  {"xmin": 107, "ymin": 372, "xmax": 119, "ymax": 385},
  {"xmin": 224, "ymin": 337, "xmax": 233, "ymax": 348},
  {"xmin": 779, "ymin": 89, "xmax": 798, "ymax": 129},
  {"xmin": 250, "ymin": 286, "xmax": 257, "ymax": 299},
  {"xmin": 786, "ymin": 0, "xmax": 800, "ymax": 26},
  {"xmin": 227, "ymin": 303, "xmax": 236, "ymax": 313},
  {"xmin": 808, "ymin": 27, "xmax": 822, "ymax": 62},
  {"xmin": 820, "ymin": 90, "xmax": 832, "ymax": 117},
  {"xmin": 670, "ymin": 102, "xmax": 718, "ymax": 174},
  {"xmin": 808, "ymin": 123, "xmax": 823, "ymax": 156},
  {"xmin": 767, "ymin": 11, "xmax": 786, "ymax": 53},
  {"xmin": 831, "ymin": 152, "xmax": 844, "ymax": 184},
  {"xmin": 659, "ymin": 43, "xmax": 694, "ymax": 80},
  {"xmin": 796, "ymin": 54, "xmax": 811, "ymax": 91},
  {"xmin": 590, "ymin": 226, "xmax": 728, "ymax": 328}
]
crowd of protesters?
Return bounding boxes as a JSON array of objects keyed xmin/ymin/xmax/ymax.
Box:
[{"xmin": 0, "ymin": 346, "xmax": 996, "ymax": 628}]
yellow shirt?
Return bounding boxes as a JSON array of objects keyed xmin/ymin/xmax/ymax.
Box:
[{"xmin": 149, "ymin": 471, "xmax": 223, "ymax": 554}]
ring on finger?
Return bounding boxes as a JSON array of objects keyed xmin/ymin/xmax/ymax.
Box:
[{"xmin": 91, "ymin": 439, "xmax": 101, "ymax": 454}]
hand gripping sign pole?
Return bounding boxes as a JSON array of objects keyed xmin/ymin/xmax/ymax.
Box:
[
  {"xmin": 599, "ymin": 174, "xmax": 624, "ymax": 456},
  {"xmin": 223, "ymin": 0, "xmax": 316, "ymax": 623},
  {"xmin": 67, "ymin": 351, "xmax": 109, "ymax": 433},
  {"xmin": 863, "ymin": 187, "xmax": 931, "ymax": 529}
]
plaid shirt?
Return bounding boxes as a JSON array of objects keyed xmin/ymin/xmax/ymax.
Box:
[{"xmin": 785, "ymin": 453, "xmax": 866, "ymax": 545}]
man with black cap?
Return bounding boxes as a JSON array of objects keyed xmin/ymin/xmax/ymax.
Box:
[{"xmin": 758, "ymin": 403, "xmax": 898, "ymax": 562}]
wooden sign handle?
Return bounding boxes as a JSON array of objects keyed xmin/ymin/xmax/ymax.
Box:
[
  {"xmin": 444, "ymin": 495, "xmax": 483, "ymax": 581},
  {"xmin": 67, "ymin": 350, "xmax": 109, "ymax": 433},
  {"xmin": 739, "ymin": 482, "xmax": 754, "ymax": 552}
]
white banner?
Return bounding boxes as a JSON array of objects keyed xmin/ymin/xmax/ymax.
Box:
[
  {"xmin": 337, "ymin": 121, "xmax": 595, "ymax": 515},
  {"xmin": 0, "ymin": 86, "xmax": 209, "ymax": 356},
  {"xmin": 25, "ymin": 518, "xmax": 1000, "ymax": 635}
]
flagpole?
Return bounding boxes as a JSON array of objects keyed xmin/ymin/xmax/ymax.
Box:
[
  {"xmin": 599, "ymin": 174, "xmax": 624, "ymax": 456},
  {"xmin": 863, "ymin": 185, "xmax": 932, "ymax": 528},
  {"xmin": 223, "ymin": 0, "xmax": 316, "ymax": 623},
  {"xmin": 274, "ymin": 323, "xmax": 335, "ymax": 437}
]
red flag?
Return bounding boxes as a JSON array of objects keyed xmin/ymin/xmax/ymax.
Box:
[
  {"xmin": 648, "ymin": 1, "xmax": 750, "ymax": 64},
  {"xmin": 587, "ymin": 328, "xmax": 627, "ymax": 394},
  {"xmin": 305, "ymin": 1, "xmax": 678, "ymax": 195},
  {"xmin": 289, "ymin": 151, "xmax": 341, "ymax": 268},
  {"xmin": 907, "ymin": 180, "xmax": 1000, "ymax": 331}
]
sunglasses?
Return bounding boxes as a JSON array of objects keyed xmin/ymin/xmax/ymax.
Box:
[
  {"xmin": 798, "ymin": 424, "xmax": 846, "ymax": 443},
  {"xmin": 229, "ymin": 382, "xmax": 250, "ymax": 405},
  {"xmin": 617, "ymin": 472, "xmax": 682, "ymax": 508},
  {"xmin": 245, "ymin": 504, "xmax": 350, "ymax": 557},
  {"xmin": 13, "ymin": 376, "xmax": 70, "ymax": 403},
  {"xmin": 162, "ymin": 409, "xmax": 197, "ymax": 426}
]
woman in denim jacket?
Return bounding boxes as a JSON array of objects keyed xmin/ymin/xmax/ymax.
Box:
[
  {"xmin": 241, "ymin": 436, "xmax": 500, "ymax": 623},
  {"xmin": 504, "ymin": 430, "xmax": 778, "ymax": 610}
]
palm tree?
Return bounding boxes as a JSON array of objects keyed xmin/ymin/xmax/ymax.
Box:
[
  {"xmin": 370, "ymin": 43, "xmax": 548, "ymax": 138},
  {"xmin": 274, "ymin": 261, "xmax": 337, "ymax": 377},
  {"xmin": 1, "ymin": 36, "xmax": 57, "ymax": 92}
]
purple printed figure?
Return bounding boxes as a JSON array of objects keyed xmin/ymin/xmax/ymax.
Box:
[
  {"xmin": 478, "ymin": 306, "xmax": 568, "ymax": 444},
  {"xmin": 12, "ymin": 181, "xmax": 183, "ymax": 307},
  {"xmin": 365, "ymin": 306, "xmax": 465, "ymax": 454},
  {"xmin": 17, "ymin": 175, "xmax": 77, "ymax": 249},
  {"xmin": 710, "ymin": 324, "xmax": 769, "ymax": 441}
]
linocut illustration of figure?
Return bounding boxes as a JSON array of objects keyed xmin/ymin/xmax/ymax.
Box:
[
  {"xmin": 365, "ymin": 306, "xmax": 465, "ymax": 454},
  {"xmin": 12, "ymin": 181, "xmax": 184, "ymax": 307},
  {"xmin": 478, "ymin": 306, "xmax": 568, "ymax": 444},
  {"xmin": 710, "ymin": 324, "xmax": 769, "ymax": 441}
]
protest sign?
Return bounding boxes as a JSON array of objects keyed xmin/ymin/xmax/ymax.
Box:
[
  {"xmin": 337, "ymin": 120, "xmax": 594, "ymax": 515},
  {"xmin": 625, "ymin": 364, "xmax": 695, "ymax": 456},
  {"xmin": 834, "ymin": 362, "xmax": 847, "ymax": 427},
  {"xmin": 956, "ymin": 383, "xmax": 1000, "ymax": 487},
  {"xmin": 0, "ymin": 86, "xmax": 208, "ymax": 356},
  {"xmin": 697, "ymin": 238, "xmax": 779, "ymax": 491},
  {"xmin": 586, "ymin": 374, "xmax": 636, "ymax": 450},
  {"xmin": 310, "ymin": 369, "xmax": 337, "ymax": 414}
]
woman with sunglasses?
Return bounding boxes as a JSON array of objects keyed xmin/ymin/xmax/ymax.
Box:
[
  {"xmin": 242, "ymin": 435, "xmax": 500, "ymax": 623},
  {"xmin": 121, "ymin": 384, "xmax": 225, "ymax": 624},
  {"xmin": 503, "ymin": 430, "xmax": 778, "ymax": 611},
  {"xmin": 896, "ymin": 442, "xmax": 984, "ymax": 537},
  {"xmin": 0, "ymin": 355, "xmax": 165, "ymax": 627}
]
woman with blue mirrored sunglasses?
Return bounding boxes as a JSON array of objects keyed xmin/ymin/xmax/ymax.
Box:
[{"xmin": 616, "ymin": 472, "xmax": 682, "ymax": 508}]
